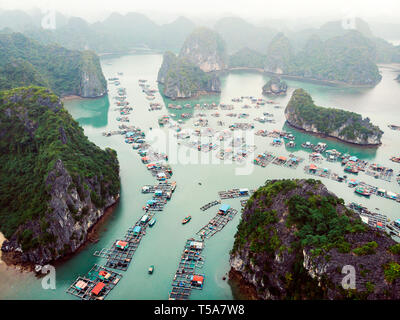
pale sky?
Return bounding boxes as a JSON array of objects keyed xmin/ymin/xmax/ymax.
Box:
[{"xmin": 1, "ymin": 0, "xmax": 400, "ymax": 24}]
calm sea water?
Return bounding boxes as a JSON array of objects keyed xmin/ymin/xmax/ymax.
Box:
[{"xmin": 1, "ymin": 54, "xmax": 400, "ymax": 300}]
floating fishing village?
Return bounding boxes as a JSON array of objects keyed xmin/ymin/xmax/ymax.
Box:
[
  {"xmin": 61, "ymin": 69, "xmax": 400, "ymax": 300},
  {"xmin": 4, "ymin": 1, "xmax": 400, "ymax": 305}
]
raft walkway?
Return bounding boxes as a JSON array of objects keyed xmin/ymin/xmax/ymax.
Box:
[
  {"xmin": 200, "ymin": 200, "xmax": 221, "ymax": 211},
  {"xmin": 169, "ymin": 206, "xmax": 239, "ymax": 299},
  {"xmin": 196, "ymin": 208, "xmax": 239, "ymax": 240},
  {"xmin": 218, "ymin": 189, "xmax": 252, "ymax": 199},
  {"xmin": 68, "ymin": 81, "xmax": 179, "ymax": 299},
  {"xmin": 93, "ymin": 210, "xmax": 155, "ymax": 271}
]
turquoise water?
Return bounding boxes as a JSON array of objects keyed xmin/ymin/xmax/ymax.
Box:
[{"xmin": 1, "ymin": 55, "xmax": 400, "ymax": 300}]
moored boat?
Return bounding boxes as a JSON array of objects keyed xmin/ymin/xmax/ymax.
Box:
[
  {"xmin": 148, "ymin": 265, "xmax": 154, "ymax": 274},
  {"xmin": 182, "ymin": 215, "xmax": 191, "ymax": 224},
  {"xmin": 149, "ymin": 218, "xmax": 156, "ymax": 227},
  {"xmin": 355, "ymin": 187, "xmax": 371, "ymax": 198}
]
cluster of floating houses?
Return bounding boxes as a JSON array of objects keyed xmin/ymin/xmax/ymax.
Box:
[
  {"xmin": 304, "ymin": 163, "xmax": 400, "ymax": 202},
  {"xmin": 67, "ymin": 76, "xmax": 178, "ymax": 300},
  {"xmin": 70, "ymin": 74, "xmax": 400, "ymax": 300},
  {"xmin": 169, "ymin": 203, "xmax": 241, "ymax": 300}
]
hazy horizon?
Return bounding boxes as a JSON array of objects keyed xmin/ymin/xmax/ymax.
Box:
[{"xmin": 1, "ymin": 0, "xmax": 400, "ymax": 27}]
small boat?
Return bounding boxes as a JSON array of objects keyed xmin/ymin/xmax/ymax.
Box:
[
  {"xmin": 182, "ymin": 215, "xmax": 191, "ymax": 224},
  {"xmin": 148, "ymin": 265, "xmax": 154, "ymax": 274},
  {"xmin": 34, "ymin": 265, "xmax": 42, "ymax": 273},
  {"xmin": 149, "ymin": 218, "xmax": 156, "ymax": 227},
  {"xmin": 355, "ymin": 187, "xmax": 371, "ymax": 198}
]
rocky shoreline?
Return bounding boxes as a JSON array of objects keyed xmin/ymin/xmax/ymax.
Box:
[
  {"xmin": 1, "ymin": 197, "xmax": 120, "ymax": 273},
  {"xmin": 229, "ymin": 179, "xmax": 400, "ymax": 300},
  {"xmin": 284, "ymin": 89, "xmax": 383, "ymax": 147},
  {"xmin": 285, "ymin": 120, "xmax": 382, "ymax": 147},
  {"xmin": 228, "ymin": 268, "xmax": 258, "ymax": 300},
  {"xmin": 61, "ymin": 91, "xmax": 108, "ymax": 101}
]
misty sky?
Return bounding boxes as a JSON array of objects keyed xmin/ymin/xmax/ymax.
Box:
[{"xmin": 1, "ymin": 0, "xmax": 400, "ymax": 24}]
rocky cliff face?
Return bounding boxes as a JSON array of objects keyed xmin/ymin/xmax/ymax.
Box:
[
  {"xmin": 230, "ymin": 179, "xmax": 400, "ymax": 300},
  {"xmin": 264, "ymin": 32, "xmax": 294, "ymax": 74},
  {"xmin": 76, "ymin": 51, "xmax": 107, "ymax": 98},
  {"xmin": 285, "ymin": 89, "xmax": 383, "ymax": 146},
  {"xmin": 262, "ymin": 76, "xmax": 288, "ymax": 95},
  {"xmin": 0, "ymin": 86, "xmax": 120, "ymax": 265},
  {"xmin": 179, "ymin": 27, "xmax": 228, "ymax": 72},
  {"xmin": 2, "ymin": 159, "xmax": 119, "ymax": 265},
  {"xmin": 157, "ymin": 51, "xmax": 221, "ymax": 99}
]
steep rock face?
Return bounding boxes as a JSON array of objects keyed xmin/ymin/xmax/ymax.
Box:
[
  {"xmin": 78, "ymin": 51, "xmax": 107, "ymax": 98},
  {"xmin": 264, "ymin": 32, "xmax": 294, "ymax": 74},
  {"xmin": 262, "ymin": 77, "xmax": 288, "ymax": 95},
  {"xmin": 179, "ymin": 27, "xmax": 228, "ymax": 72},
  {"xmin": 0, "ymin": 86, "xmax": 120, "ymax": 265},
  {"xmin": 157, "ymin": 51, "xmax": 221, "ymax": 99},
  {"xmin": 157, "ymin": 51, "xmax": 176, "ymax": 84},
  {"xmin": 230, "ymin": 179, "xmax": 400, "ymax": 300},
  {"xmin": 285, "ymin": 89, "xmax": 383, "ymax": 146}
]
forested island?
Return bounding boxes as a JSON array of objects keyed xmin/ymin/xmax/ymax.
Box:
[
  {"xmin": 157, "ymin": 28, "xmax": 227, "ymax": 99},
  {"xmin": 0, "ymin": 33, "xmax": 107, "ymax": 98},
  {"xmin": 230, "ymin": 179, "xmax": 400, "ymax": 300},
  {"xmin": 264, "ymin": 31, "xmax": 382, "ymax": 86},
  {"xmin": 0, "ymin": 86, "xmax": 120, "ymax": 266},
  {"xmin": 285, "ymin": 89, "xmax": 383, "ymax": 146},
  {"xmin": 262, "ymin": 76, "xmax": 288, "ymax": 95}
]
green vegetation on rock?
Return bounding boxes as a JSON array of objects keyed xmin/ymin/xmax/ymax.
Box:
[
  {"xmin": 157, "ymin": 51, "xmax": 221, "ymax": 99},
  {"xmin": 285, "ymin": 88, "xmax": 383, "ymax": 145},
  {"xmin": 230, "ymin": 179, "xmax": 400, "ymax": 300},
  {"xmin": 0, "ymin": 86, "xmax": 120, "ymax": 263},
  {"xmin": 263, "ymin": 31, "xmax": 381, "ymax": 86},
  {"xmin": 0, "ymin": 33, "xmax": 106, "ymax": 97},
  {"xmin": 229, "ymin": 47, "xmax": 265, "ymax": 69},
  {"xmin": 353, "ymin": 241, "xmax": 379, "ymax": 256},
  {"xmin": 178, "ymin": 27, "xmax": 228, "ymax": 72},
  {"xmin": 383, "ymin": 262, "xmax": 400, "ymax": 283},
  {"xmin": 262, "ymin": 76, "xmax": 288, "ymax": 95}
]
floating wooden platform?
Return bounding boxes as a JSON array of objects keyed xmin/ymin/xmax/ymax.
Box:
[
  {"xmin": 66, "ymin": 264, "xmax": 123, "ymax": 300},
  {"xmin": 218, "ymin": 189, "xmax": 251, "ymax": 200},
  {"xmin": 196, "ymin": 209, "xmax": 238, "ymax": 240},
  {"xmin": 200, "ymin": 200, "xmax": 221, "ymax": 211},
  {"xmin": 168, "ymin": 238, "xmax": 205, "ymax": 300}
]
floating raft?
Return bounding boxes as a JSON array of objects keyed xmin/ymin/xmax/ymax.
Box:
[
  {"xmin": 66, "ymin": 264, "xmax": 122, "ymax": 300},
  {"xmin": 196, "ymin": 208, "xmax": 238, "ymax": 240},
  {"xmin": 200, "ymin": 200, "xmax": 221, "ymax": 211},
  {"xmin": 93, "ymin": 211, "xmax": 157, "ymax": 271},
  {"xmin": 218, "ymin": 189, "xmax": 251, "ymax": 199},
  {"xmin": 169, "ymin": 238, "xmax": 205, "ymax": 300}
]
